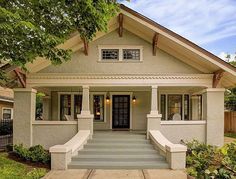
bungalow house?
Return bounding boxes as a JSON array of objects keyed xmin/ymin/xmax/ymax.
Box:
[{"xmin": 9, "ymin": 5, "xmax": 236, "ymax": 170}]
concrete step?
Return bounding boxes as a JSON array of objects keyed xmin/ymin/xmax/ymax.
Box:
[
  {"xmin": 93, "ymin": 134, "xmax": 145, "ymax": 139},
  {"xmin": 71, "ymin": 154, "xmax": 165, "ymax": 162},
  {"xmin": 68, "ymin": 161, "xmax": 169, "ymax": 169},
  {"xmin": 88, "ymin": 138, "xmax": 149, "ymax": 143},
  {"xmin": 78, "ymin": 148, "xmax": 158, "ymax": 155},
  {"xmin": 84, "ymin": 143, "xmax": 153, "ymax": 149}
]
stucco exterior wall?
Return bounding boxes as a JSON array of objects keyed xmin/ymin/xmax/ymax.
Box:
[
  {"xmin": 32, "ymin": 124, "xmax": 77, "ymax": 149},
  {"xmin": 39, "ymin": 30, "xmax": 200, "ymax": 75}
]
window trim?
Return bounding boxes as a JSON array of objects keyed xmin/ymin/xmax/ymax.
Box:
[
  {"xmin": 90, "ymin": 92, "xmax": 107, "ymax": 123},
  {"xmin": 2, "ymin": 107, "xmax": 13, "ymax": 120},
  {"xmin": 98, "ymin": 45, "xmax": 143, "ymax": 62}
]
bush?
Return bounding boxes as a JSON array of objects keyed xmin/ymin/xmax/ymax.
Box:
[
  {"xmin": 14, "ymin": 144, "xmax": 50, "ymax": 164},
  {"xmin": 185, "ymin": 140, "xmax": 236, "ymax": 178}
]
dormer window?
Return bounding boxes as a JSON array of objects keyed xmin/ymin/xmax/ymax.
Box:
[{"xmin": 98, "ymin": 45, "xmax": 143, "ymax": 62}]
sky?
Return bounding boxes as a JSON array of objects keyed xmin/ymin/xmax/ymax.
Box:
[{"xmin": 121, "ymin": 0, "xmax": 236, "ymax": 61}]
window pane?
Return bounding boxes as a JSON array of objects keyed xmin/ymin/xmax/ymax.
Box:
[
  {"xmin": 93, "ymin": 95, "xmax": 104, "ymax": 122},
  {"xmin": 168, "ymin": 95, "xmax": 182, "ymax": 120},
  {"xmin": 60, "ymin": 95, "xmax": 71, "ymax": 120},
  {"xmin": 123, "ymin": 49, "xmax": 140, "ymax": 60},
  {"xmin": 74, "ymin": 95, "xmax": 82, "ymax": 119},
  {"xmin": 160, "ymin": 95, "xmax": 166, "ymax": 120},
  {"xmin": 184, "ymin": 95, "xmax": 189, "ymax": 120},
  {"xmin": 191, "ymin": 95, "xmax": 202, "ymax": 120},
  {"xmin": 3, "ymin": 109, "xmax": 12, "ymax": 119},
  {"xmin": 102, "ymin": 49, "xmax": 119, "ymax": 60}
]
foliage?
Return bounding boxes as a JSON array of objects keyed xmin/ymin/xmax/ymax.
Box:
[
  {"xmin": 0, "ymin": 152, "xmax": 48, "ymax": 179},
  {"xmin": 0, "ymin": 0, "xmax": 119, "ymax": 82},
  {"xmin": 35, "ymin": 92, "xmax": 45, "ymax": 120},
  {"xmin": 225, "ymin": 61, "xmax": 236, "ymax": 111},
  {"xmin": 186, "ymin": 140, "xmax": 236, "ymax": 178},
  {"xmin": 14, "ymin": 144, "xmax": 50, "ymax": 164},
  {"xmin": 0, "ymin": 120, "xmax": 13, "ymax": 135},
  {"xmin": 225, "ymin": 133, "xmax": 236, "ymax": 139}
]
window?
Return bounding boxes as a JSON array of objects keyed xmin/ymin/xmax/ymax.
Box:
[
  {"xmin": 74, "ymin": 95, "xmax": 82, "ymax": 119},
  {"xmin": 2, "ymin": 108, "xmax": 13, "ymax": 120},
  {"xmin": 123, "ymin": 49, "xmax": 140, "ymax": 60},
  {"xmin": 191, "ymin": 95, "xmax": 202, "ymax": 120},
  {"xmin": 98, "ymin": 46, "xmax": 143, "ymax": 61},
  {"xmin": 93, "ymin": 95, "xmax": 105, "ymax": 122},
  {"xmin": 160, "ymin": 95, "xmax": 166, "ymax": 120},
  {"xmin": 60, "ymin": 94, "xmax": 71, "ymax": 120},
  {"xmin": 168, "ymin": 95, "xmax": 182, "ymax": 120},
  {"xmin": 59, "ymin": 93, "xmax": 82, "ymax": 120},
  {"xmin": 184, "ymin": 95, "xmax": 190, "ymax": 120},
  {"xmin": 101, "ymin": 49, "xmax": 119, "ymax": 60}
]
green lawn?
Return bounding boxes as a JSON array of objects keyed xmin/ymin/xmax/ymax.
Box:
[
  {"xmin": 0, "ymin": 152, "xmax": 48, "ymax": 179},
  {"xmin": 225, "ymin": 133, "xmax": 236, "ymax": 139}
]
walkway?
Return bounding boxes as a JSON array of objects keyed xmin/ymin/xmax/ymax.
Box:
[
  {"xmin": 44, "ymin": 169, "xmax": 187, "ymax": 179},
  {"xmin": 224, "ymin": 137, "xmax": 236, "ymax": 144}
]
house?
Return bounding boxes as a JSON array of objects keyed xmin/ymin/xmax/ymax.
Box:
[
  {"xmin": 9, "ymin": 5, "xmax": 236, "ymax": 170},
  {"xmin": 0, "ymin": 87, "xmax": 14, "ymax": 120}
]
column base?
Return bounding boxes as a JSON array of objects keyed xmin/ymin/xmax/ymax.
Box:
[
  {"xmin": 147, "ymin": 113, "xmax": 162, "ymax": 139},
  {"xmin": 77, "ymin": 113, "xmax": 94, "ymax": 138}
]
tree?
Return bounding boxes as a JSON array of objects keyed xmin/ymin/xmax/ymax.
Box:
[
  {"xmin": 0, "ymin": 0, "xmax": 119, "ymax": 83},
  {"xmin": 225, "ymin": 59, "xmax": 236, "ymax": 111}
]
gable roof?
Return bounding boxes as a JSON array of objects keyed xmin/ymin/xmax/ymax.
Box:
[{"xmin": 2, "ymin": 4, "xmax": 236, "ymax": 88}]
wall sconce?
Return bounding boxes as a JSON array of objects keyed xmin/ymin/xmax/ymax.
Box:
[
  {"xmin": 106, "ymin": 95, "xmax": 110, "ymax": 103},
  {"xmin": 132, "ymin": 96, "xmax": 136, "ymax": 103}
]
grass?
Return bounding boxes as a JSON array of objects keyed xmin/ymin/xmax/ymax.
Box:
[
  {"xmin": 0, "ymin": 152, "xmax": 48, "ymax": 179},
  {"xmin": 224, "ymin": 133, "xmax": 236, "ymax": 139}
]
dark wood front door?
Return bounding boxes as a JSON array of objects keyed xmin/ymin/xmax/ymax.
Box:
[{"xmin": 112, "ymin": 95, "xmax": 130, "ymax": 129}]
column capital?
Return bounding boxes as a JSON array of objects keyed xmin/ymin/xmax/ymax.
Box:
[
  {"xmin": 82, "ymin": 85, "xmax": 89, "ymax": 89},
  {"xmin": 202, "ymin": 88, "xmax": 225, "ymax": 93},
  {"xmin": 13, "ymin": 88, "xmax": 37, "ymax": 93},
  {"xmin": 151, "ymin": 85, "xmax": 158, "ymax": 89}
]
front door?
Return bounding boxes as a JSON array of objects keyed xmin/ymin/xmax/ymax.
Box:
[{"xmin": 112, "ymin": 95, "xmax": 130, "ymax": 129}]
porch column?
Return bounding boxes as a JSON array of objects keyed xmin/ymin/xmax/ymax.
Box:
[
  {"xmin": 147, "ymin": 85, "xmax": 162, "ymax": 139},
  {"xmin": 13, "ymin": 88, "xmax": 36, "ymax": 147},
  {"xmin": 77, "ymin": 86, "xmax": 94, "ymax": 136},
  {"xmin": 202, "ymin": 88, "xmax": 225, "ymax": 146}
]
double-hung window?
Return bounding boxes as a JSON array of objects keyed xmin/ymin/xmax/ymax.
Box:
[{"xmin": 2, "ymin": 108, "xmax": 13, "ymax": 120}]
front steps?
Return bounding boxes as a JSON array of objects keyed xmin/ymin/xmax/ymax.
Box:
[{"xmin": 68, "ymin": 132, "xmax": 169, "ymax": 169}]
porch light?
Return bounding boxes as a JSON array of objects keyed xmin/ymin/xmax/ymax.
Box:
[
  {"xmin": 132, "ymin": 96, "xmax": 136, "ymax": 103},
  {"xmin": 106, "ymin": 95, "xmax": 110, "ymax": 103}
]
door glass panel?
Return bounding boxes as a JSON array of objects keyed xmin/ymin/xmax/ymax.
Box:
[
  {"xmin": 93, "ymin": 95, "xmax": 104, "ymax": 122},
  {"xmin": 60, "ymin": 95, "xmax": 71, "ymax": 120},
  {"xmin": 74, "ymin": 95, "xmax": 82, "ymax": 119}
]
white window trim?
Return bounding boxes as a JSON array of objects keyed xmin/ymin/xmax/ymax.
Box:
[
  {"xmin": 2, "ymin": 107, "xmax": 13, "ymax": 120},
  {"xmin": 57, "ymin": 92, "xmax": 82, "ymax": 120},
  {"xmin": 98, "ymin": 45, "xmax": 143, "ymax": 62},
  {"xmin": 90, "ymin": 92, "xmax": 107, "ymax": 123}
]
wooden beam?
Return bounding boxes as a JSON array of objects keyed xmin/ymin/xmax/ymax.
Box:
[
  {"xmin": 82, "ymin": 38, "xmax": 88, "ymax": 55},
  {"xmin": 212, "ymin": 69, "xmax": 224, "ymax": 88},
  {"xmin": 13, "ymin": 68, "xmax": 26, "ymax": 88},
  {"xmin": 152, "ymin": 33, "xmax": 159, "ymax": 56},
  {"xmin": 118, "ymin": 13, "xmax": 123, "ymax": 37}
]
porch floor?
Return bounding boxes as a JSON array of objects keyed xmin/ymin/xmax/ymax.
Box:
[{"xmin": 67, "ymin": 131, "xmax": 169, "ymax": 169}]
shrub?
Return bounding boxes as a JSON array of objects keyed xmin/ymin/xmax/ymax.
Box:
[
  {"xmin": 14, "ymin": 144, "xmax": 50, "ymax": 164},
  {"xmin": 185, "ymin": 140, "xmax": 236, "ymax": 179}
]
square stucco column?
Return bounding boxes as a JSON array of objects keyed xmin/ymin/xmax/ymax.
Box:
[
  {"xmin": 202, "ymin": 88, "xmax": 225, "ymax": 147},
  {"xmin": 77, "ymin": 86, "xmax": 94, "ymax": 136},
  {"xmin": 147, "ymin": 85, "xmax": 162, "ymax": 139},
  {"xmin": 13, "ymin": 88, "xmax": 36, "ymax": 147}
]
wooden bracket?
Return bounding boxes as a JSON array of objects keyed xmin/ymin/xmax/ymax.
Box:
[
  {"xmin": 152, "ymin": 33, "xmax": 159, "ymax": 56},
  {"xmin": 118, "ymin": 13, "xmax": 123, "ymax": 37},
  {"xmin": 13, "ymin": 68, "xmax": 26, "ymax": 88},
  {"xmin": 212, "ymin": 69, "xmax": 224, "ymax": 88},
  {"xmin": 82, "ymin": 38, "xmax": 88, "ymax": 56}
]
